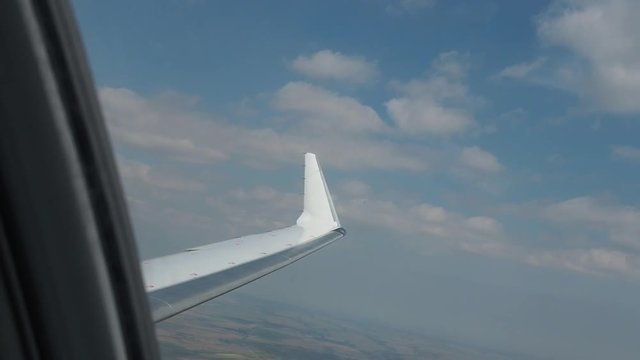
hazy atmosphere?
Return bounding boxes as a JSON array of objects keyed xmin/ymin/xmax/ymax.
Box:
[{"xmin": 72, "ymin": 1, "xmax": 640, "ymax": 359}]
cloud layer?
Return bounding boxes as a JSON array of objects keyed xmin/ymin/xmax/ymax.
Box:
[
  {"xmin": 118, "ymin": 158, "xmax": 206, "ymax": 192},
  {"xmin": 98, "ymin": 44, "xmax": 640, "ymax": 281},
  {"xmin": 100, "ymin": 86, "xmax": 428, "ymax": 171}
]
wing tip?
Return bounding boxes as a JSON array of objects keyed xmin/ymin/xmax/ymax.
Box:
[{"xmin": 296, "ymin": 153, "xmax": 341, "ymax": 230}]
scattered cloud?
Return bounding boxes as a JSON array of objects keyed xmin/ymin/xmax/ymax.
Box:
[
  {"xmin": 100, "ymin": 78, "xmax": 640, "ymax": 281},
  {"xmin": 290, "ymin": 50, "xmax": 378, "ymax": 84},
  {"xmin": 197, "ymin": 179, "xmax": 640, "ymax": 279},
  {"xmin": 198, "ymin": 173, "xmax": 640, "ymax": 280},
  {"xmin": 430, "ymin": 51, "xmax": 470, "ymax": 79},
  {"xmin": 386, "ymin": 52, "xmax": 477, "ymax": 136},
  {"xmin": 527, "ymin": 248, "xmax": 640, "ymax": 278},
  {"xmin": 113, "ymin": 130, "xmax": 226, "ymax": 163},
  {"xmin": 338, "ymin": 191, "xmax": 640, "ymax": 279},
  {"xmin": 459, "ymin": 146, "xmax": 504, "ymax": 173},
  {"xmin": 338, "ymin": 195, "xmax": 506, "ymax": 255},
  {"xmin": 117, "ymin": 158, "xmax": 206, "ymax": 192},
  {"xmin": 99, "ymin": 86, "xmax": 429, "ymax": 171},
  {"xmin": 612, "ymin": 145, "xmax": 640, "ymax": 162},
  {"xmin": 338, "ymin": 179, "xmax": 371, "ymax": 197},
  {"xmin": 101, "ymin": 87, "xmax": 226, "ymax": 163},
  {"xmin": 386, "ymin": 97, "xmax": 473, "ymax": 136},
  {"xmin": 543, "ymin": 196, "xmax": 640, "ymax": 251},
  {"xmin": 386, "ymin": 0, "xmax": 436, "ymax": 15},
  {"xmin": 537, "ymin": 0, "xmax": 640, "ymax": 113},
  {"xmin": 496, "ymin": 58, "xmax": 546, "ymax": 79},
  {"xmin": 273, "ymin": 81, "xmax": 385, "ymax": 133},
  {"xmin": 212, "ymin": 186, "xmax": 303, "ymax": 232},
  {"xmin": 229, "ymin": 186, "xmax": 301, "ymax": 212}
]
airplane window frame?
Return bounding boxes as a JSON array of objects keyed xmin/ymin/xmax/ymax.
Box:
[{"xmin": 0, "ymin": 0, "xmax": 159, "ymax": 358}]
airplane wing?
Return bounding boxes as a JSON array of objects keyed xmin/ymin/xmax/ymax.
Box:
[{"xmin": 142, "ymin": 153, "xmax": 345, "ymax": 322}]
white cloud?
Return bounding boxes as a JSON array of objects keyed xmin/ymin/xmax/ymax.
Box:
[
  {"xmin": 290, "ymin": 50, "xmax": 378, "ymax": 84},
  {"xmin": 386, "ymin": 0, "xmax": 436, "ymax": 15},
  {"xmin": 100, "ymin": 88, "xmax": 226, "ymax": 163},
  {"xmin": 338, "ymin": 196, "xmax": 506, "ymax": 255},
  {"xmin": 117, "ymin": 158, "xmax": 206, "ymax": 192},
  {"xmin": 113, "ymin": 130, "xmax": 226, "ymax": 163},
  {"xmin": 273, "ymin": 81, "xmax": 385, "ymax": 133},
  {"xmin": 612, "ymin": 145, "xmax": 640, "ymax": 162},
  {"xmin": 386, "ymin": 52, "xmax": 477, "ymax": 136},
  {"xmin": 229, "ymin": 186, "xmax": 301, "ymax": 211},
  {"xmin": 537, "ymin": 0, "xmax": 640, "ymax": 113},
  {"xmin": 543, "ymin": 196, "xmax": 640, "ymax": 250},
  {"xmin": 527, "ymin": 248, "xmax": 640, "ymax": 278},
  {"xmin": 99, "ymin": 86, "xmax": 429, "ymax": 171},
  {"xmin": 430, "ymin": 51, "xmax": 469, "ymax": 79},
  {"xmin": 209, "ymin": 186, "xmax": 303, "ymax": 233},
  {"xmin": 386, "ymin": 98, "xmax": 473, "ymax": 136},
  {"xmin": 338, "ymin": 179, "xmax": 371, "ymax": 197},
  {"xmin": 496, "ymin": 58, "xmax": 546, "ymax": 79},
  {"xmin": 459, "ymin": 146, "xmax": 504, "ymax": 173}
]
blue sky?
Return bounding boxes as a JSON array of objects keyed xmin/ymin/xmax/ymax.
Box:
[{"xmin": 73, "ymin": 0, "xmax": 640, "ymax": 359}]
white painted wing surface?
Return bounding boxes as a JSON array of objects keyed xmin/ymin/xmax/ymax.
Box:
[{"xmin": 142, "ymin": 153, "xmax": 345, "ymax": 322}]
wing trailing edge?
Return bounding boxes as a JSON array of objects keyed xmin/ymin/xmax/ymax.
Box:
[{"xmin": 142, "ymin": 153, "xmax": 345, "ymax": 321}]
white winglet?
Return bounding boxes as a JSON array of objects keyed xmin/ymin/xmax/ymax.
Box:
[{"xmin": 296, "ymin": 153, "xmax": 340, "ymax": 231}]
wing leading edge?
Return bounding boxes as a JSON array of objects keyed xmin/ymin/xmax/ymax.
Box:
[{"xmin": 142, "ymin": 153, "xmax": 345, "ymax": 322}]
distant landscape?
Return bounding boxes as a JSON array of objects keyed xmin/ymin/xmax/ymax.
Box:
[{"xmin": 156, "ymin": 294, "xmax": 528, "ymax": 360}]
